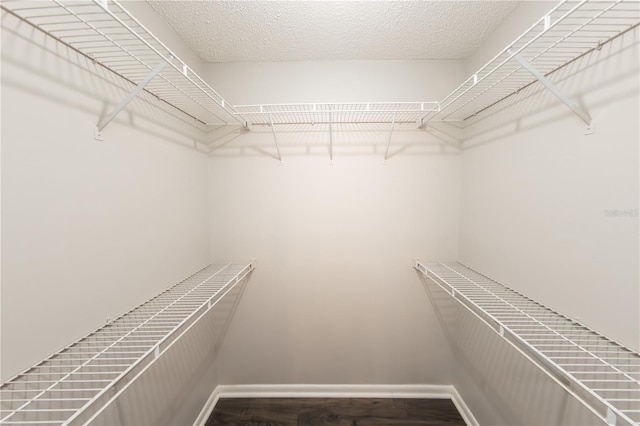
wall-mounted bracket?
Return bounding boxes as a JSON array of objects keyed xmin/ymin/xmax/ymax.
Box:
[
  {"xmin": 607, "ymin": 407, "xmax": 617, "ymax": 426},
  {"xmin": 383, "ymin": 112, "xmax": 397, "ymax": 164},
  {"xmin": 268, "ymin": 113, "xmax": 283, "ymax": 164},
  {"xmin": 94, "ymin": 59, "xmax": 168, "ymax": 140},
  {"xmin": 509, "ymin": 50, "xmax": 593, "ymax": 132},
  {"xmin": 544, "ymin": 15, "xmax": 551, "ymax": 32}
]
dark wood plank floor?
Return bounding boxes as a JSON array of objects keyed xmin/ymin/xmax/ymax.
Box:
[{"xmin": 206, "ymin": 398, "xmax": 466, "ymax": 426}]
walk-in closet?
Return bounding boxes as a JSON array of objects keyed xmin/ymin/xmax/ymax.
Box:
[{"xmin": 1, "ymin": 1, "xmax": 638, "ymax": 425}]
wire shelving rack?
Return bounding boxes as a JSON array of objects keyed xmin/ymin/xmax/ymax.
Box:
[
  {"xmin": 0, "ymin": 0, "xmax": 249, "ymax": 129},
  {"xmin": 415, "ymin": 261, "xmax": 640, "ymax": 426},
  {"xmin": 3, "ymin": 0, "xmax": 638, "ymax": 131},
  {"xmin": 0, "ymin": 262, "xmax": 253, "ymax": 426},
  {"xmin": 421, "ymin": 0, "xmax": 640, "ymax": 127},
  {"xmin": 233, "ymin": 102, "xmax": 440, "ymax": 126}
]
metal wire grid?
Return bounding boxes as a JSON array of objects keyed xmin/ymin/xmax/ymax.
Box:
[
  {"xmin": 415, "ymin": 261, "xmax": 640, "ymax": 426},
  {"xmin": 3, "ymin": 0, "xmax": 638, "ymax": 130},
  {"xmin": 0, "ymin": 262, "xmax": 253, "ymax": 426},
  {"xmin": 422, "ymin": 0, "xmax": 640, "ymax": 125},
  {"xmin": 233, "ymin": 102, "xmax": 440, "ymax": 126},
  {"xmin": 0, "ymin": 0, "xmax": 248, "ymax": 127}
]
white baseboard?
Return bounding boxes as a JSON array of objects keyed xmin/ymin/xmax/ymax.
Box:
[
  {"xmin": 448, "ymin": 385, "xmax": 479, "ymax": 426},
  {"xmin": 194, "ymin": 384, "xmax": 478, "ymax": 426}
]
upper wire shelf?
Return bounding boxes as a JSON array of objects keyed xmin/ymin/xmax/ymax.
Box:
[
  {"xmin": 234, "ymin": 102, "xmax": 440, "ymax": 126},
  {"xmin": 421, "ymin": 0, "xmax": 640, "ymax": 126},
  {"xmin": 416, "ymin": 261, "xmax": 640, "ymax": 426},
  {"xmin": 0, "ymin": 0, "xmax": 249, "ymax": 127},
  {"xmin": 0, "ymin": 263, "xmax": 253, "ymax": 426},
  {"xmin": 4, "ymin": 0, "xmax": 638, "ymax": 132}
]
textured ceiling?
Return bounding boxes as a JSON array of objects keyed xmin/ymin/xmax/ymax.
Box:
[{"xmin": 146, "ymin": 1, "xmax": 521, "ymax": 63}]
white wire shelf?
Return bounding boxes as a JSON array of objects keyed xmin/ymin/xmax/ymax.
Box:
[
  {"xmin": 415, "ymin": 261, "xmax": 640, "ymax": 426},
  {"xmin": 3, "ymin": 0, "xmax": 638, "ymax": 132},
  {"xmin": 0, "ymin": 0, "xmax": 249, "ymax": 128},
  {"xmin": 233, "ymin": 102, "xmax": 440, "ymax": 126},
  {"xmin": 421, "ymin": 0, "xmax": 640, "ymax": 126},
  {"xmin": 0, "ymin": 262, "xmax": 253, "ymax": 426}
]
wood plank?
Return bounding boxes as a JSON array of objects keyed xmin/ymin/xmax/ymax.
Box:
[{"xmin": 206, "ymin": 397, "xmax": 466, "ymax": 425}]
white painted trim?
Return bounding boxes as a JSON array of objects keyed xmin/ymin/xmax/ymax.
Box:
[
  {"xmin": 216, "ymin": 384, "xmax": 454, "ymax": 399},
  {"xmin": 193, "ymin": 386, "xmax": 221, "ymax": 426},
  {"xmin": 449, "ymin": 385, "xmax": 480, "ymax": 426},
  {"xmin": 193, "ymin": 384, "xmax": 478, "ymax": 426}
]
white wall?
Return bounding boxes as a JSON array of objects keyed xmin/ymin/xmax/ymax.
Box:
[
  {"xmin": 460, "ymin": 5, "xmax": 639, "ymax": 353},
  {"xmin": 205, "ymin": 60, "xmax": 465, "ymax": 386},
  {"xmin": 205, "ymin": 60, "xmax": 463, "ymax": 105},
  {"xmin": 209, "ymin": 154, "xmax": 461, "ymax": 385},
  {"xmin": 452, "ymin": 3, "xmax": 640, "ymax": 425},
  {"xmin": 1, "ymin": 10, "xmax": 211, "ymax": 383}
]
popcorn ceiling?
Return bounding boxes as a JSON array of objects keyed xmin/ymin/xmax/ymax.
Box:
[{"xmin": 147, "ymin": 1, "xmax": 521, "ymax": 63}]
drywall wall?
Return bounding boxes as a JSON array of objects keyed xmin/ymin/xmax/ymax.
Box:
[
  {"xmin": 453, "ymin": 3, "xmax": 640, "ymax": 425},
  {"xmin": 205, "ymin": 60, "xmax": 465, "ymax": 385},
  {"xmin": 203, "ymin": 60, "xmax": 463, "ymax": 105},
  {"xmin": 461, "ymin": 6, "xmax": 639, "ymax": 354},
  {"xmin": 1, "ymin": 10, "xmax": 210, "ymax": 384},
  {"xmin": 209, "ymin": 154, "xmax": 461, "ymax": 385}
]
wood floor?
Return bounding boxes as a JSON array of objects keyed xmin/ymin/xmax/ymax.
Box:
[{"xmin": 205, "ymin": 398, "xmax": 466, "ymax": 426}]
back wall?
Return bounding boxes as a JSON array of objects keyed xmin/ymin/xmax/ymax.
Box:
[{"xmin": 205, "ymin": 60, "xmax": 465, "ymax": 385}]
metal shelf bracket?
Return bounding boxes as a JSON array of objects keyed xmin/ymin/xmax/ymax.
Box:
[
  {"xmin": 94, "ymin": 59, "xmax": 169, "ymax": 140},
  {"xmin": 383, "ymin": 112, "xmax": 397, "ymax": 164},
  {"xmin": 508, "ymin": 50, "xmax": 594, "ymax": 132},
  {"xmin": 268, "ymin": 113, "xmax": 283, "ymax": 164}
]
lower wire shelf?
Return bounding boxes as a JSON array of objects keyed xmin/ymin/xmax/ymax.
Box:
[
  {"xmin": 415, "ymin": 261, "xmax": 639, "ymax": 426},
  {"xmin": 0, "ymin": 262, "xmax": 254, "ymax": 426}
]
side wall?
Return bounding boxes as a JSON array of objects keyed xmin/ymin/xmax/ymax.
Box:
[
  {"xmin": 453, "ymin": 3, "xmax": 639, "ymax": 425},
  {"xmin": 460, "ymin": 1, "xmax": 639, "ymax": 355},
  {"xmin": 205, "ymin": 60, "xmax": 465, "ymax": 386},
  {"xmin": 0, "ymin": 8, "xmax": 210, "ymax": 387}
]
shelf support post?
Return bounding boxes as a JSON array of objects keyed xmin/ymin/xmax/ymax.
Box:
[
  {"xmin": 268, "ymin": 113, "xmax": 283, "ymax": 163},
  {"xmin": 95, "ymin": 59, "xmax": 168, "ymax": 139},
  {"xmin": 384, "ymin": 112, "xmax": 397, "ymax": 163},
  {"xmin": 509, "ymin": 51, "xmax": 593, "ymax": 129}
]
